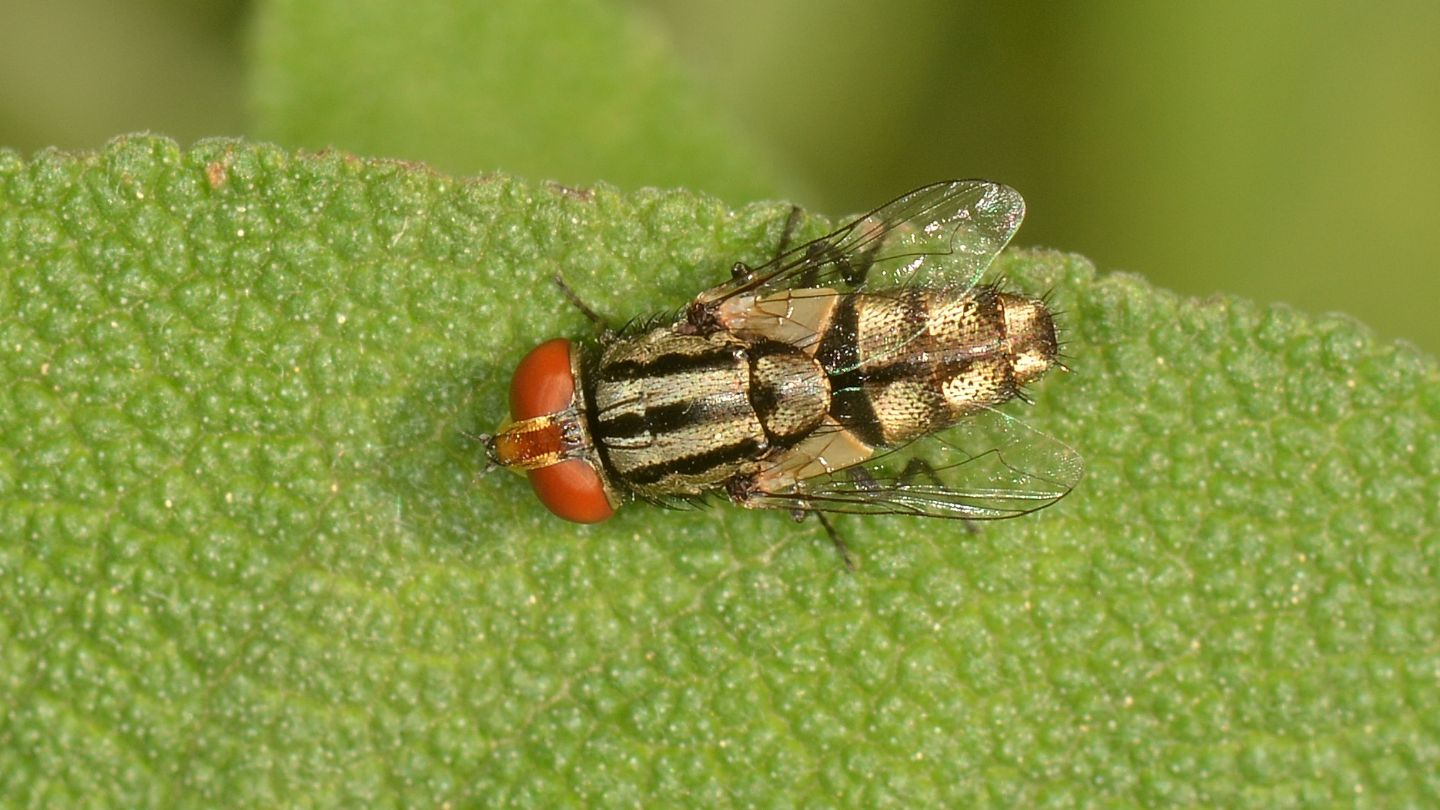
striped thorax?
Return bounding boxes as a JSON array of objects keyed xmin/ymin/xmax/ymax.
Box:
[{"xmin": 591, "ymin": 330, "xmax": 828, "ymax": 499}]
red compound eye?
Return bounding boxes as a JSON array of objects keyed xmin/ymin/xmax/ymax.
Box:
[
  {"xmin": 528, "ymin": 459, "xmax": 613, "ymax": 524},
  {"xmin": 509, "ymin": 338, "xmax": 577, "ymax": 420},
  {"xmin": 507, "ymin": 339, "xmax": 614, "ymax": 523}
]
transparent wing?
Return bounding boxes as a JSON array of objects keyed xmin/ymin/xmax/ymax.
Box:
[
  {"xmin": 748, "ymin": 408, "xmax": 1083, "ymax": 519},
  {"xmin": 694, "ymin": 180, "xmax": 1025, "ymax": 311}
]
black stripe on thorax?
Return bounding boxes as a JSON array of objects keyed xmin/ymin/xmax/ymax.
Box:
[
  {"xmin": 593, "ymin": 386, "xmax": 748, "ymax": 441},
  {"xmin": 624, "ymin": 436, "xmax": 765, "ymax": 486},
  {"xmin": 603, "ymin": 347, "xmax": 736, "ymax": 381},
  {"xmin": 595, "ymin": 400, "xmax": 695, "ymax": 441},
  {"xmin": 574, "ymin": 342, "xmax": 623, "ymax": 486}
]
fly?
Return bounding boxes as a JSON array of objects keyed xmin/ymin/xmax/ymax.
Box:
[{"xmin": 481, "ymin": 180, "xmax": 1083, "ymax": 565}]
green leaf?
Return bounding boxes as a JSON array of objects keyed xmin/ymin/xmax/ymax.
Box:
[
  {"xmin": 2, "ymin": 136, "xmax": 1437, "ymax": 805},
  {"xmin": 248, "ymin": 0, "xmax": 784, "ymax": 203}
]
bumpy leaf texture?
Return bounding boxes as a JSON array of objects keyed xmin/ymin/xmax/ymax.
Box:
[{"xmin": 1, "ymin": 137, "xmax": 1437, "ymax": 806}]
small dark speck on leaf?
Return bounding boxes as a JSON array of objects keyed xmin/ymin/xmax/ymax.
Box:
[
  {"xmin": 206, "ymin": 161, "xmax": 228, "ymax": 189},
  {"xmin": 545, "ymin": 180, "xmax": 594, "ymax": 202}
]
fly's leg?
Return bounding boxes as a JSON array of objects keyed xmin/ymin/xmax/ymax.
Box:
[
  {"xmin": 812, "ymin": 510, "xmax": 854, "ymax": 571},
  {"xmin": 774, "ymin": 204, "xmax": 883, "ymax": 288},
  {"xmin": 898, "ymin": 458, "xmax": 947, "ymax": 488},
  {"xmin": 553, "ymin": 274, "xmax": 617, "ymax": 340},
  {"xmin": 730, "ymin": 204, "xmax": 804, "ymax": 281},
  {"xmin": 843, "ymin": 457, "xmax": 948, "ymax": 490},
  {"xmin": 691, "ymin": 205, "xmax": 807, "ymax": 334},
  {"xmin": 834, "ymin": 237, "xmax": 882, "ymax": 286},
  {"xmin": 772, "ymin": 205, "xmax": 804, "ymax": 262},
  {"xmin": 728, "ymin": 475, "xmax": 855, "ymax": 571},
  {"xmin": 830, "ymin": 207, "xmax": 911, "ymax": 286},
  {"xmin": 844, "ymin": 459, "xmax": 977, "ymax": 533},
  {"xmin": 796, "ymin": 225, "xmax": 884, "ymax": 287},
  {"xmin": 784, "ymin": 507, "xmax": 854, "ymax": 571}
]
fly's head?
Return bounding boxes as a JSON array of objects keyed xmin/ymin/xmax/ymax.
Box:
[{"xmin": 483, "ymin": 337, "xmax": 619, "ymax": 523}]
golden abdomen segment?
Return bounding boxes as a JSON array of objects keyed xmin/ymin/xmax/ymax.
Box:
[
  {"xmin": 737, "ymin": 285, "xmax": 1059, "ymax": 496},
  {"xmin": 816, "ymin": 286, "xmax": 1057, "ymax": 447}
]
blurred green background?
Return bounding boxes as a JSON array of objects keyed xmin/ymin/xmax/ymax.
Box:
[{"xmin": 4, "ymin": 0, "xmax": 1436, "ymax": 354}]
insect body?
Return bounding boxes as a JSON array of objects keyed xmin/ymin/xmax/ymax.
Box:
[{"xmin": 484, "ymin": 180, "xmax": 1082, "ymax": 542}]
